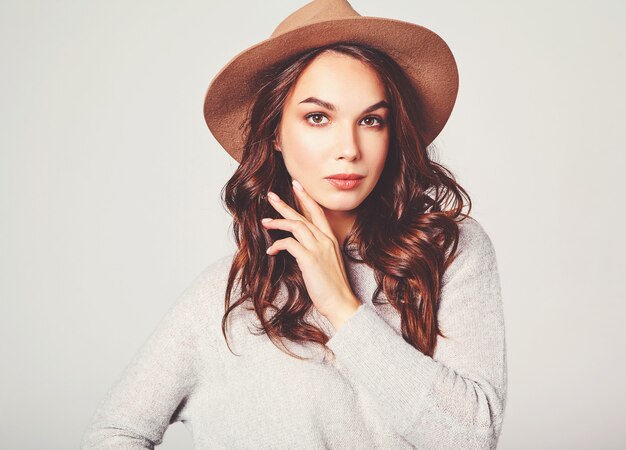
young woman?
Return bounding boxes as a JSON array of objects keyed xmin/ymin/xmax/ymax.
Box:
[{"xmin": 82, "ymin": 1, "xmax": 507, "ymax": 449}]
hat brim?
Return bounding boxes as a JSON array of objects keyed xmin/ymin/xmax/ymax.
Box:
[{"xmin": 203, "ymin": 16, "xmax": 459, "ymax": 163}]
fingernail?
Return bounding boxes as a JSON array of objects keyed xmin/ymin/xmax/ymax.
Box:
[
  {"xmin": 292, "ymin": 179, "xmax": 304, "ymax": 192},
  {"xmin": 268, "ymin": 191, "xmax": 280, "ymax": 202},
  {"xmin": 261, "ymin": 218, "xmax": 272, "ymax": 223}
]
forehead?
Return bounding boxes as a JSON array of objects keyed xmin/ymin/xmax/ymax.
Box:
[{"xmin": 287, "ymin": 52, "xmax": 387, "ymax": 105}]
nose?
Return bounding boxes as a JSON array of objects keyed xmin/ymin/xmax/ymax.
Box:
[{"xmin": 336, "ymin": 123, "xmax": 360, "ymax": 161}]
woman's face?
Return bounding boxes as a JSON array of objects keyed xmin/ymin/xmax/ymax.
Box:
[{"xmin": 274, "ymin": 51, "xmax": 389, "ymax": 217}]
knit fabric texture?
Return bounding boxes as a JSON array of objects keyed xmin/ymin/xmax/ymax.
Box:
[{"xmin": 81, "ymin": 216, "xmax": 507, "ymax": 449}]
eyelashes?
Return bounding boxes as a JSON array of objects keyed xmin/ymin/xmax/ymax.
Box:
[{"xmin": 304, "ymin": 112, "xmax": 386, "ymax": 128}]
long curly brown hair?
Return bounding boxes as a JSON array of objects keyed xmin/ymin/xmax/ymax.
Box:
[{"xmin": 219, "ymin": 42, "xmax": 471, "ymax": 361}]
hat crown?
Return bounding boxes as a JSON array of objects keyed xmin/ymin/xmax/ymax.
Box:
[{"xmin": 271, "ymin": 0, "xmax": 360, "ymax": 38}]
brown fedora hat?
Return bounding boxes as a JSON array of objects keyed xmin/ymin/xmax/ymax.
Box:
[{"xmin": 203, "ymin": 0, "xmax": 459, "ymax": 164}]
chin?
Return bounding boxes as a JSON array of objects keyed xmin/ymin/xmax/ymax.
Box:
[{"xmin": 318, "ymin": 195, "xmax": 364, "ymax": 212}]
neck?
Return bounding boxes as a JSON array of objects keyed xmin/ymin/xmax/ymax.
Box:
[
  {"xmin": 320, "ymin": 207, "xmax": 356, "ymax": 248},
  {"xmin": 293, "ymin": 194, "xmax": 357, "ymax": 247}
]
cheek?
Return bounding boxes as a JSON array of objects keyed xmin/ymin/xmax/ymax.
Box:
[
  {"xmin": 282, "ymin": 146, "xmax": 321, "ymax": 178},
  {"xmin": 281, "ymin": 127, "xmax": 325, "ymax": 172},
  {"xmin": 367, "ymin": 134, "xmax": 389, "ymax": 171}
]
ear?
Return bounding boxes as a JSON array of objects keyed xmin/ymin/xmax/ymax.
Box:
[{"xmin": 273, "ymin": 133, "xmax": 282, "ymax": 152}]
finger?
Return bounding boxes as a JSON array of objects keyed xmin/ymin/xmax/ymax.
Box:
[
  {"xmin": 291, "ymin": 179, "xmax": 338, "ymax": 243},
  {"xmin": 266, "ymin": 237, "xmax": 310, "ymax": 262},
  {"xmin": 266, "ymin": 191, "xmax": 323, "ymax": 243},
  {"xmin": 261, "ymin": 218, "xmax": 318, "ymax": 249},
  {"xmin": 267, "ymin": 191, "xmax": 305, "ymax": 222}
]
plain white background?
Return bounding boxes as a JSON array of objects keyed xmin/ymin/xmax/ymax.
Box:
[{"xmin": 1, "ymin": 0, "xmax": 624, "ymax": 448}]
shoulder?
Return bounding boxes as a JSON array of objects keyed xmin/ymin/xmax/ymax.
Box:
[
  {"xmin": 457, "ymin": 216, "xmax": 495, "ymax": 250},
  {"xmin": 167, "ymin": 252, "xmax": 236, "ymax": 327},
  {"xmin": 193, "ymin": 251, "xmax": 236, "ymax": 291},
  {"xmin": 455, "ymin": 215, "xmax": 498, "ymax": 260},
  {"xmin": 442, "ymin": 216, "xmax": 499, "ymax": 285}
]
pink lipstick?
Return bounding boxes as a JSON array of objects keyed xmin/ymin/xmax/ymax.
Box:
[{"xmin": 325, "ymin": 173, "xmax": 365, "ymax": 190}]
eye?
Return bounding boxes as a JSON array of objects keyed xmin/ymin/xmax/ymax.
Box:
[
  {"xmin": 304, "ymin": 113, "xmax": 329, "ymax": 126},
  {"xmin": 360, "ymin": 116, "xmax": 385, "ymax": 127},
  {"xmin": 303, "ymin": 113, "xmax": 386, "ymax": 128}
]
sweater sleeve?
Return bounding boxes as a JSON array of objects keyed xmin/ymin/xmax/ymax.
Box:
[
  {"xmin": 326, "ymin": 218, "xmax": 507, "ymax": 449},
  {"xmin": 80, "ymin": 260, "xmax": 220, "ymax": 450}
]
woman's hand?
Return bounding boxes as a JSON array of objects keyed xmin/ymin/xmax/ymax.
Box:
[{"xmin": 261, "ymin": 179, "xmax": 361, "ymax": 330}]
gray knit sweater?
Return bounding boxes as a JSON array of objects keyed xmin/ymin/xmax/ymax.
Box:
[{"xmin": 81, "ymin": 216, "xmax": 507, "ymax": 449}]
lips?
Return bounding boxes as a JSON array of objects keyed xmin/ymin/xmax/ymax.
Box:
[
  {"xmin": 326, "ymin": 177, "xmax": 364, "ymax": 190},
  {"xmin": 325, "ymin": 174, "xmax": 365, "ymax": 180}
]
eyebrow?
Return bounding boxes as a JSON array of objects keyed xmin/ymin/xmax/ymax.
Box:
[{"xmin": 298, "ymin": 97, "xmax": 389, "ymax": 114}]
